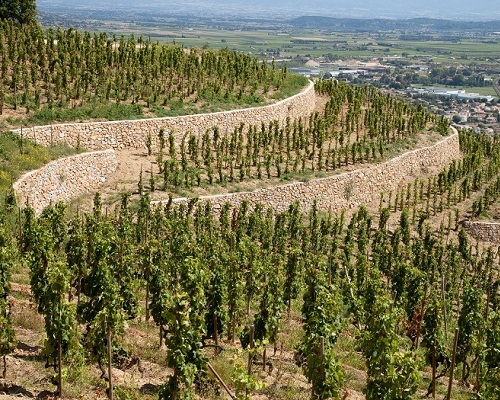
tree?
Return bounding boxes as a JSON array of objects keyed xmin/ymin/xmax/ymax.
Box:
[
  {"xmin": 480, "ymin": 311, "xmax": 500, "ymax": 398},
  {"xmin": 24, "ymin": 205, "xmax": 81, "ymax": 396},
  {"xmin": 362, "ymin": 271, "xmax": 421, "ymax": 400},
  {"xmin": 159, "ymin": 257, "xmax": 208, "ymax": 400},
  {"xmin": 296, "ymin": 256, "xmax": 345, "ymax": 399},
  {"xmin": 42, "ymin": 260, "xmax": 81, "ymax": 397},
  {"xmin": 0, "ymin": 227, "xmax": 16, "ymax": 378},
  {"xmin": 0, "ymin": 0, "xmax": 37, "ymax": 25},
  {"xmin": 456, "ymin": 279, "xmax": 484, "ymax": 383}
]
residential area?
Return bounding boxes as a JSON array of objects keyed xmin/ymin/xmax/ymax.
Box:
[{"xmin": 291, "ymin": 56, "xmax": 500, "ymax": 134}]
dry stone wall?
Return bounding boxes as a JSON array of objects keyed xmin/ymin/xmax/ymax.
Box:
[
  {"xmin": 13, "ymin": 150, "xmax": 117, "ymax": 213},
  {"xmin": 463, "ymin": 221, "xmax": 500, "ymax": 244},
  {"xmin": 11, "ymin": 81, "xmax": 461, "ymax": 217},
  {"xmin": 12, "ymin": 81, "xmax": 315, "ymax": 151},
  {"xmin": 163, "ymin": 131, "xmax": 460, "ymax": 214}
]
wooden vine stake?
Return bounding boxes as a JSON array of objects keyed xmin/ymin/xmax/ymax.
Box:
[
  {"xmin": 208, "ymin": 363, "xmax": 236, "ymax": 400},
  {"xmin": 58, "ymin": 334, "xmax": 63, "ymax": 397},
  {"xmin": 263, "ymin": 346, "xmax": 267, "ymax": 372},
  {"xmin": 262, "ymin": 275, "xmax": 267, "ymax": 371},
  {"xmin": 432, "ymin": 343, "xmax": 436, "ymax": 399},
  {"xmin": 441, "ymin": 273, "xmax": 448, "ymax": 342},
  {"xmin": 319, "ymin": 336, "xmax": 325, "ymax": 380},
  {"xmin": 446, "ymin": 327, "xmax": 459, "ymax": 400},
  {"xmin": 312, "ymin": 336, "xmax": 325, "ymax": 398},
  {"xmin": 247, "ymin": 325, "xmax": 255, "ymax": 375},
  {"xmin": 20, "ymin": 125, "xmax": 23, "ymax": 154},
  {"xmin": 414, "ymin": 286, "xmax": 428, "ymax": 350},
  {"xmin": 213, "ymin": 311, "xmax": 219, "ymax": 356},
  {"xmin": 246, "ymin": 325, "xmax": 255, "ymax": 399},
  {"xmin": 107, "ymin": 322, "xmax": 114, "ymax": 400}
]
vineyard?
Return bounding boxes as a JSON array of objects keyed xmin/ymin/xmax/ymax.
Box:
[
  {"xmin": 143, "ymin": 79, "xmax": 442, "ymax": 197},
  {"xmin": 1, "ymin": 127, "xmax": 500, "ymax": 400},
  {"xmin": 1, "ymin": 19, "xmax": 500, "ymax": 400},
  {"xmin": 84, "ymin": 78, "xmax": 449, "ymax": 211},
  {"xmin": 0, "ymin": 20, "xmax": 306, "ymax": 127}
]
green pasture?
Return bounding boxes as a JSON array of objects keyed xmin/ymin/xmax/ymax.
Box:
[
  {"xmin": 90, "ymin": 20, "xmax": 500, "ymax": 66},
  {"xmin": 410, "ymin": 84, "xmax": 498, "ymax": 97},
  {"xmin": 449, "ymin": 85, "xmax": 498, "ymax": 97}
]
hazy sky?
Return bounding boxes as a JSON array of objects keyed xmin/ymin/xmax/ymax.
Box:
[{"xmin": 38, "ymin": 0, "xmax": 500, "ymax": 20}]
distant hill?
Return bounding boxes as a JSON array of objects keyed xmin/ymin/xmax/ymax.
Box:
[{"xmin": 37, "ymin": 0, "xmax": 500, "ymax": 21}]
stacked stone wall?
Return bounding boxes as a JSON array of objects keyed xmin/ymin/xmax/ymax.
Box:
[
  {"xmin": 13, "ymin": 150, "xmax": 117, "ymax": 213},
  {"xmin": 463, "ymin": 221, "xmax": 500, "ymax": 244},
  {"xmin": 163, "ymin": 131, "xmax": 460, "ymax": 214},
  {"xmin": 11, "ymin": 83, "xmax": 463, "ymax": 217},
  {"xmin": 13, "ymin": 132, "xmax": 460, "ymax": 216},
  {"xmin": 12, "ymin": 81, "xmax": 315, "ymax": 151}
]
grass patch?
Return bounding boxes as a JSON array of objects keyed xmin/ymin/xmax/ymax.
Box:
[
  {"xmin": 0, "ymin": 132, "xmax": 79, "ymax": 190},
  {"xmin": 12, "ymin": 304, "xmax": 45, "ymax": 332},
  {"xmin": 272, "ymin": 74, "xmax": 310, "ymax": 100},
  {"xmin": 25, "ymin": 101, "xmax": 144, "ymax": 125},
  {"xmin": 0, "ymin": 131, "xmax": 80, "ymax": 230},
  {"xmin": 125, "ymin": 318, "xmax": 167, "ymax": 365},
  {"xmin": 150, "ymin": 101, "xmax": 201, "ymax": 117},
  {"xmin": 333, "ymin": 331, "xmax": 366, "ymax": 372},
  {"xmin": 145, "ymin": 93, "xmax": 267, "ymax": 118},
  {"xmin": 115, "ymin": 384, "xmax": 144, "ymax": 400},
  {"xmin": 4, "ymin": 75, "xmax": 307, "ymax": 126}
]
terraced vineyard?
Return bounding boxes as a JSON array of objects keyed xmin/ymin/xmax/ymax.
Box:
[
  {"xmin": 0, "ymin": 20, "xmax": 307, "ymax": 128},
  {"xmin": 1, "ymin": 20, "xmax": 500, "ymax": 400}
]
